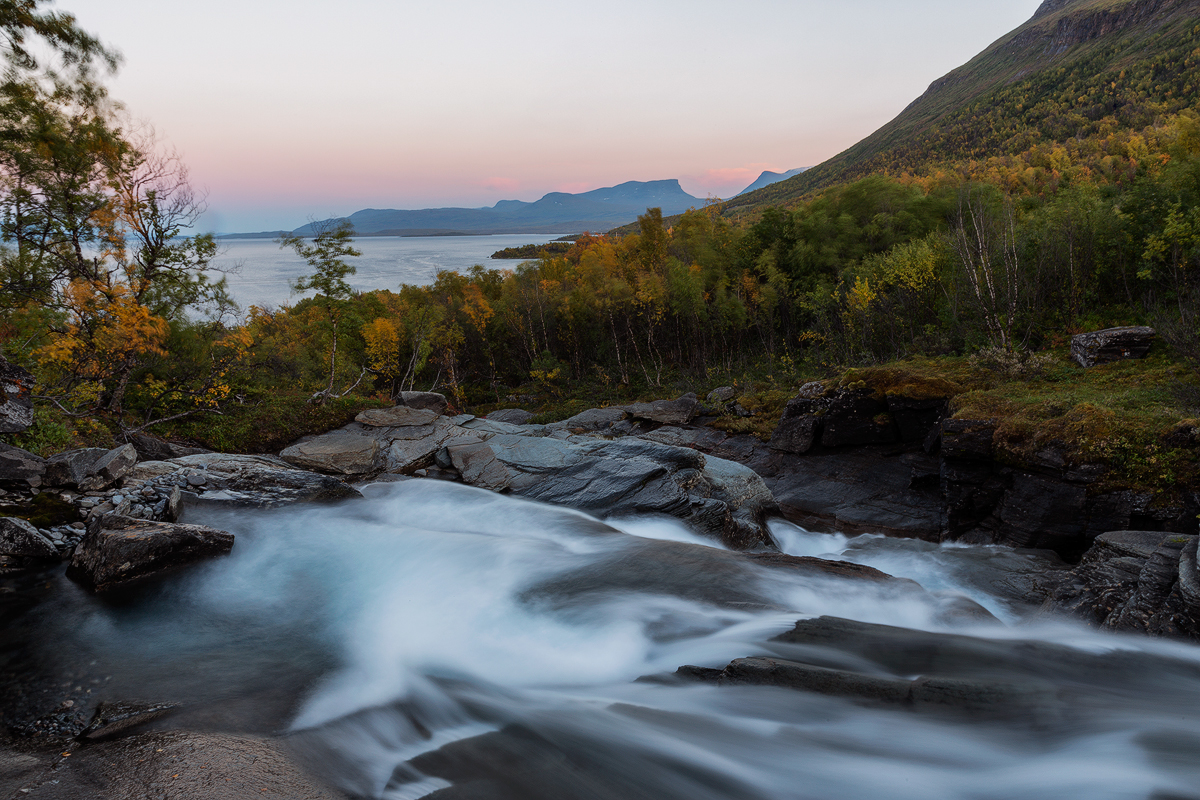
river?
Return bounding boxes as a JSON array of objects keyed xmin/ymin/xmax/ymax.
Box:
[
  {"xmin": 209, "ymin": 234, "xmax": 561, "ymax": 311},
  {"xmin": 17, "ymin": 481, "xmax": 1200, "ymax": 799}
]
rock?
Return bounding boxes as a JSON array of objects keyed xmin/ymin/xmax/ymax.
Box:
[
  {"xmin": 67, "ymin": 515, "xmax": 234, "ymax": 593},
  {"xmin": 1105, "ymin": 535, "xmax": 1193, "ymax": 632},
  {"xmin": 448, "ymin": 434, "xmax": 775, "ymax": 548},
  {"xmin": 1071, "ymin": 326, "xmax": 1155, "ymax": 367},
  {"xmin": 939, "ymin": 419, "xmax": 995, "ymax": 460},
  {"xmin": 0, "ymin": 355, "xmax": 35, "ymax": 434},
  {"xmin": 355, "ymin": 405, "xmax": 439, "ymax": 428},
  {"xmin": 820, "ymin": 390, "xmax": 896, "ymax": 447},
  {"xmin": 488, "ymin": 408, "xmax": 535, "ymax": 425},
  {"xmin": 158, "ymin": 453, "xmax": 361, "ymax": 508},
  {"xmin": 547, "ymin": 406, "xmax": 630, "ymax": 432},
  {"xmin": 79, "ymin": 444, "xmax": 139, "ymax": 491},
  {"xmin": 397, "ymin": 390, "xmax": 449, "ymax": 415},
  {"xmin": 43, "ymin": 448, "xmax": 108, "ymax": 488},
  {"xmin": 1089, "ymin": 530, "xmax": 1182, "ymax": 562},
  {"xmin": 707, "ymin": 386, "xmax": 737, "ymax": 405},
  {"xmin": 768, "ymin": 414, "xmax": 821, "ymax": 454},
  {"xmin": 886, "ymin": 395, "xmax": 947, "ymax": 443},
  {"xmin": 125, "ymin": 433, "xmax": 175, "ymax": 462},
  {"xmin": 78, "ymin": 701, "xmax": 179, "ymax": 741},
  {"xmin": 0, "ymin": 517, "xmax": 59, "ymax": 559},
  {"xmin": 280, "ymin": 431, "xmax": 381, "ymax": 475},
  {"xmin": 383, "ymin": 417, "xmax": 486, "ymax": 474},
  {"xmin": 15, "ymin": 730, "xmax": 346, "ymax": 799},
  {"xmin": 0, "ymin": 443, "xmax": 45, "ymax": 483},
  {"xmin": 629, "ymin": 393, "xmax": 699, "ymax": 425},
  {"xmin": 1180, "ymin": 535, "xmax": 1200, "ymax": 608}
]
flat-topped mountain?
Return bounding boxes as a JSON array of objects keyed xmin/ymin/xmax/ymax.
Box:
[{"xmin": 291, "ymin": 179, "xmax": 701, "ymax": 237}]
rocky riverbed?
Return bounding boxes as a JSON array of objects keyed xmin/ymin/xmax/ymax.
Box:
[{"xmin": 1, "ymin": 386, "xmax": 1199, "ymax": 798}]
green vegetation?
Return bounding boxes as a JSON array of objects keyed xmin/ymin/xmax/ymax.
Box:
[{"xmin": 491, "ymin": 242, "xmax": 573, "ymax": 259}]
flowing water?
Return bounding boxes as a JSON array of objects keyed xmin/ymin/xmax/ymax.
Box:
[{"xmin": 19, "ymin": 482, "xmax": 1200, "ymax": 799}]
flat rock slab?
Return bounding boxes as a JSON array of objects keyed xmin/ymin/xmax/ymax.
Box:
[
  {"xmin": 356, "ymin": 405, "xmax": 439, "ymax": 428},
  {"xmin": 68, "ymin": 516, "xmax": 234, "ymax": 593},
  {"xmin": 0, "ymin": 443, "xmax": 45, "ymax": 483},
  {"xmin": 398, "ymin": 390, "xmax": 448, "ymax": 415},
  {"xmin": 629, "ymin": 393, "xmax": 699, "ymax": 425},
  {"xmin": 486, "ymin": 408, "xmax": 535, "ymax": 425},
  {"xmin": 152, "ymin": 453, "xmax": 362, "ymax": 508},
  {"xmin": 280, "ymin": 431, "xmax": 381, "ymax": 475},
  {"xmin": 1088, "ymin": 530, "xmax": 1186, "ymax": 562},
  {"xmin": 1071, "ymin": 326, "xmax": 1155, "ymax": 367}
]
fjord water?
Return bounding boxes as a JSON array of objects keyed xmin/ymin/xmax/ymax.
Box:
[
  {"xmin": 210, "ymin": 234, "xmax": 560, "ymax": 310},
  {"xmin": 29, "ymin": 482, "xmax": 1200, "ymax": 799}
]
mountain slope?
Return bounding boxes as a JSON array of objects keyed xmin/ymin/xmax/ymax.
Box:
[
  {"xmin": 294, "ymin": 180, "xmax": 701, "ymax": 236},
  {"xmin": 736, "ymin": 168, "xmax": 807, "ymax": 196},
  {"xmin": 720, "ymin": 0, "xmax": 1200, "ymax": 216}
]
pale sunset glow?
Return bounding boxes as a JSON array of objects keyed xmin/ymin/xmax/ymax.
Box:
[{"xmin": 63, "ymin": 0, "xmax": 1044, "ymax": 232}]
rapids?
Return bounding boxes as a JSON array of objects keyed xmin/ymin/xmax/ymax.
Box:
[{"xmin": 19, "ymin": 481, "xmax": 1200, "ymax": 799}]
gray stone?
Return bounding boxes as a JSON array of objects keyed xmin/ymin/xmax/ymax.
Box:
[
  {"xmin": 1179, "ymin": 536, "xmax": 1200, "ymax": 608},
  {"xmin": 0, "ymin": 443, "xmax": 45, "ymax": 483},
  {"xmin": 0, "ymin": 517, "xmax": 59, "ymax": 559},
  {"xmin": 1071, "ymin": 326, "xmax": 1155, "ymax": 367},
  {"xmin": 1088, "ymin": 530, "xmax": 1182, "ymax": 562},
  {"xmin": 68, "ymin": 515, "xmax": 234, "ymax": 593},
  {"xmin": 79, "ymin": 444, "xmax": 139, "ymax": 491},
  {"xmin": 707, "ymin": 386, "xmax": 737, "ymax": 405},
  {"xmin": 280, "ymin": 431, "xmax": 381, "ymax": 475},
  {"xmin": 940, "ymin": 419, "xmax": 995, "ymax": 460},
  {"xmin": 487, "ymin": 408, "xmax": 535, "ymax": 425},
  {"xmin": 629, "ymin": 393, "xmax": 699, "ymax": 425},
  {"xmin": 355, "ymin": 405, "xmax": 439, "ymax": 428},
  {"xmin": 157, "ymin": 453, "xmax": 361, "ymax": 508},
  {"xmin": 768, "ymin": 414, "xmax": 821, "ymax": 454},
  {"xmin": 398, "ymin": 390, "xmax": 449, "ymax": 415},
  {"xmin": 0, "ymin": 355, "xmax": 35, "ymax": 434},
  {"xmin": 548, "ymin": 406, "xmax": 630, "ymax": 432},
  {"xmin": 819, "ymin": 391, "xmax": 896, "ymax": 447}
]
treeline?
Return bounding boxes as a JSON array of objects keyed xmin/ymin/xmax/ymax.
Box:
[{"xmin": 490, "ymin": 242, "xmax": 573, "ymax": 259}]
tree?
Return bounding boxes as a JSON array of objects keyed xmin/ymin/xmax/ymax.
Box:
[{"xmin": 278, "ymin": 219, "xmax": 361, "ymax": 402}]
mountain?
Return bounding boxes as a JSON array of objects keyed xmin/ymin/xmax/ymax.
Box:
[
  {"xmin": 736, "ymin": 168, "xmax": 807, "ymax": 196},
  {"xmin": 290, "ymin": 180, "xmax": 701, "ymax": 237},
  {"xmin": 717, "ymin": 0, "xmax": 1200, "ymax": 216}
]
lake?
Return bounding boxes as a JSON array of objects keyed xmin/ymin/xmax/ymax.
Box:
[{"xmin": 209, "ymin": 233, "xmax": 562, "ymax": 311}]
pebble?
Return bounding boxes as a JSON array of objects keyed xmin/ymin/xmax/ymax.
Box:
[{"xmin": 186, "ymin": 474, "xmax": 207, "ymax": 487}]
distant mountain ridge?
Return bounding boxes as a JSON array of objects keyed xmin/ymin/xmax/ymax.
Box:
[
  {"xmin": 288, "ymin": 180, "xmax": 701, "ymax": 237},
  {"xmin": 736, "ymin": 168, "xmax": 807, "ymax": 196}
]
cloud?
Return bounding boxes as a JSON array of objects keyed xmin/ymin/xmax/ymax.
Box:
[{"xmin": 479, "ymin": 177, "xmax": 522, "ymax": 194}]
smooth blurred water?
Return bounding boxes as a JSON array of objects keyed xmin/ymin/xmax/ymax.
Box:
[
  {"xmin": 23, "ymin": 482, "xmax": 1200, "ymax": 800},
  {"xmin": 210, "ymin": 234, "xmax": 561, "ymax": 311}
]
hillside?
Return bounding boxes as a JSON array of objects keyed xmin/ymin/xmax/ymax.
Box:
[
  {"xmin": 291, "ymin": 179, "xmax": 702, "ymax": 237},
  {"xmin": 718, "ymin": 0, "xmax": 1200, "ymax": 217},
  {"xmin": 736, "ymin": 168, "xmax": 807, "ymax": 196}
]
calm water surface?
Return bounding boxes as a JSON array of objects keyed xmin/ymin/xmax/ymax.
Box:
[{"xmin": 210, "ymin": 234, "xmax": 560, "ymax": 311}]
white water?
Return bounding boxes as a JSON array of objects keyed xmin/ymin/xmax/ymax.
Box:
[
  {"xmin": 210, "ymin": 234, "xmax": 561, "ymax": 311},
  {"xmin": 31, "ymin": 482, "xmax": 1200, "ymax": 799}
]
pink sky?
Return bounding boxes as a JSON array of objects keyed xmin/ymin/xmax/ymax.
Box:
[{"xmin": 63, "ymin": 0, "xmax": 1044, "ymax": 232}]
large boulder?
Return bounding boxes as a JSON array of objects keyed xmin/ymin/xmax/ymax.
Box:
[
  {"xmin": 78, "ymin": 444, "xmax": 139, "ymax": 491},
  {"xmin": 546, "ymin": 406, "xmax": 630, "ymax": 433},
  {"xmin": 43, "ymin": 448, "xmax": 109, "ymax": 488},
  {"xmin": 0, "ymin": 443, "xmax": 45, "ymax": 484},
  {"xmin": 1071, "ymin": 326, "xmax": 1155, "ymax": 367},
  {"xmin": 629, "ymin": 393, "xmax": 699, "ymax": 425},
  {"xmin": 448, "ymin": 434, "xmax": 776, "ymax": 548},
  {"xmin": 0, "ymin": 356, "xmax": 35, "ymax": 434},
  {"xmin": 488, "ymin": 408, "xmax": 535, "ymax": 425},
  {"xmin": 397, "ymin": 390, "xmax": 449, "ymax": 415},
  {"xmin": 280, "ymin": 431, "xmax": 381, "ymax": 475},
  {"xmin": 67, "ymin": 515, "xmax": 234, "ymax": 593},
  {"xmin": 0, "ymin": 517, "xmax": 59, "ymax": 560}
]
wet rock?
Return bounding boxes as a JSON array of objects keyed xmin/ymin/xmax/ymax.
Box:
[
  {"xmin": 886, "ymin": 395, "xmax": 947, "ymax": 443},
  {"xmin": 0, "ymin": 443, "xmax": 45, "ymax": 484},
  {"xmin": 768, "ymin": 414, "xmax": 821, "ymax": 454},
  {"xmin": 398, "ymin": 390, "xmax": 449, "ymax": 415},
  {"xmin": 43, "ymin": 448, "xmax": 108, "ymax": 488},
  {"xmin": 78, "ymin": 701, "xmax": 180, "ymax": 741},
  {"xmin": 487, "ymin": 408, "xmax": 535, "ymax": 425},
  {"xmin": 939, "ymin": 419, "xmax": 995, "ymax": 460},
  {"xmin": 820, "ymin": 390, "xmax": 895, "ymax": 447},
  {"xmin": 1071, "ymin": 325, "xmax": 1155, "ymax": 367},
  {"xmin": 79, "ymin": 445, "xmax": 139, "ymax": 491},
  {"xmin": 0, "ymin": 355, "xmax": 35, "ymax": 434},
  {"xmin": 280, "ymin": 431, "xmax": 381, "ymax": 475},
  {"xmin": 68, "ymin": 515, "xmax": 234, "ymax": 593},
  {"xmin": 0, "ymin": 516, "xmax": 59, "ymax": 560},
  {"xmin": 151, "ymin": 453, "xmax": 361, "ymax": 508},
  {"xmin": 629, "ymin": 393, "xmax": 699, "ymax": 426},
  {"xmin": 1105, "ymin": 535, "xmax": 1192, "ymax": 632}
]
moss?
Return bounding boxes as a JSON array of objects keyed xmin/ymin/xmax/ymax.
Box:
[{"xmin": 0, "ymin": 493, "xmax": 80, "ymax": 527}]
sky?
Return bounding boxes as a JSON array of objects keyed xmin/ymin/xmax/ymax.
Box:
[{"xmin": 61, "ymin": 0, "xmax": 1045, "ymax": 233}]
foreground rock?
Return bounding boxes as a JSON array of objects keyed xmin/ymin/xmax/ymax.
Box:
[
  {"xmin": 1070, "ymin": 325, "xmax": 1155, "ymax": 367},
  {"xmin": 125, "ymin": 453, "xmax": 362, "ymax": 509},
  {"xmin": 0, "ymin": 517, "xmax": 59, "ymax": 560},
  {"xmin": 67, "ymin": 515, "xmax": 234, "ymax": 593},
  {"xmin": 6, "ymin": 731, "xmax": 347, "ymax": 799},
  {"xmin": 1038, "ymin": 530, "xmax": 1200, "ymax": 640}
]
